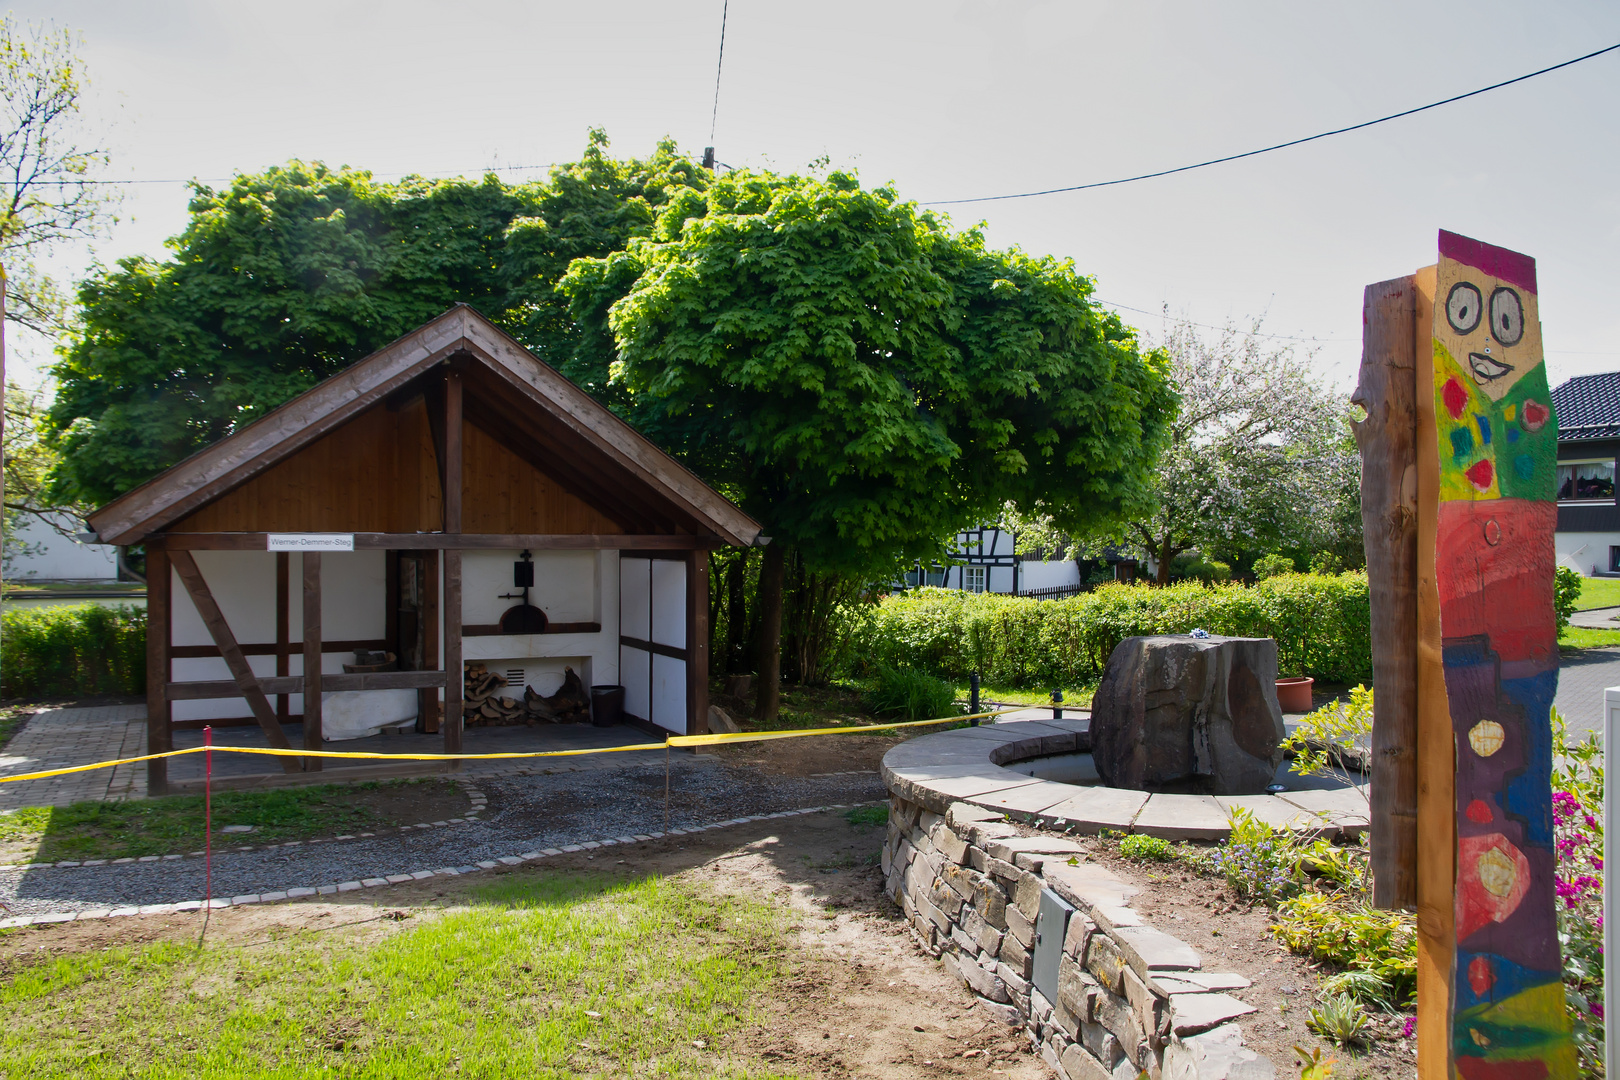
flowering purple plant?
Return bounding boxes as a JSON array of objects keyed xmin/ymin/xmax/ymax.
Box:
[{"xmin": 1549, "ymin": 708, "xmax": 1604, "ymax": 1074}]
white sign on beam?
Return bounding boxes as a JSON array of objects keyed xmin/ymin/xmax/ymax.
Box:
[{"xmin": 268, "ymin": 534, "xmax": 355, "ymax": 552}]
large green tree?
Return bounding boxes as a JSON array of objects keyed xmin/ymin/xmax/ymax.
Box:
[
  {"xmin": 47, "ymin": 132, "xmax": 704, "ymax": 504},
  {"xmin": 47, "ymin": 142, "xmax": 1177, "ymax": 722},
  {"xmin": 563, "ymin": 169, "xmax": 1177, "ymax": 717}
]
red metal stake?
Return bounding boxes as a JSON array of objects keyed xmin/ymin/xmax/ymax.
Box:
[{"xmin": 202, "ymin": 725, "xmax": 213, "ymax": 937}]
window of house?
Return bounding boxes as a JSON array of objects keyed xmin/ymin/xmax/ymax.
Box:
[
  {"xmin": 1556, "ymin": 460, "xmax": 1616, "ymax": 502},
  {"xmin": 963, "ymin": 566, "xmax": 987, "ymax": 593}
]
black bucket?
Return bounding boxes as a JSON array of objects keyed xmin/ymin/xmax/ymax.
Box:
[{"xmin": 590, "ymin": 685, "xmax": 625, "ymax": 727}]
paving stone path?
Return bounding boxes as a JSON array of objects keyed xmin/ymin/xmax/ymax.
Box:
[{"xmin": 0, "ymin": 704, "xmax": 146, "ymax": 809}]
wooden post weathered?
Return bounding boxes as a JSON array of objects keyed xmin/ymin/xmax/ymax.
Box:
[
  {"xmin": 1352, "ymin": 277, "xmax": 1420, "ymax": 911},
  {"xmin": 442, "ymin": 368, "xmax": 463, "ymax": 761},
  {"xmin": 687, "ymin": 548, "xmax": 710, "ymax": 736},
  {"xmin": 302, "ymin": 552, "xmax": 322, "ymax": 771},
  {"xmin": 145, "ymin": 547, "xmax": 171, "ymax": 795}
]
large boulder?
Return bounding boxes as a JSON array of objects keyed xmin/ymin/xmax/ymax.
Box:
[{"xmin": 1090, "ymin": 635, "xmax": 1287, "ymax": 796}]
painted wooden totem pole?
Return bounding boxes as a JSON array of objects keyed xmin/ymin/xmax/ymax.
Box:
[
  {"xmin": 1356, "ymin": 231, "xmax": 1574, "ymax": 1080},
  {"xmin": 1430, "ymin": 231, "xmax": 1573, "ymax": 1079}
]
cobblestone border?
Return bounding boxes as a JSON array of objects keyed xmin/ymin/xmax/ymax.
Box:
[
  {"xmin": 0, "ymin": 804, "xmax": 850, "ymax": 927},
  {"xmin": 0, "ymin": 783, "xmax": 489, "ymax": 872}
]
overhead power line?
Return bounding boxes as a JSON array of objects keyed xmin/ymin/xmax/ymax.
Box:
[
  {"xmin": 710, "ymin": 0, "xmax": 729, "ymax": 146},
  {"xmin": 924, "ymin": 40, "xmax": 1620, "ymax": 205},
  {"xmin": 42, "ymin": 161, "xmax": 568, "ymax": 187}
]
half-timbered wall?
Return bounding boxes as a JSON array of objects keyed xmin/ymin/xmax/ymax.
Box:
[
  {"xmin": 618, "ymin": 555, "xmax": 687, "ymax": 733},
  {"xmin": 169, "ymin": 550, "xmax": 387, "ymax": 721},
  {"xmin": 459, "ymin": 549, "xmax": 621, "ymax": 697}
]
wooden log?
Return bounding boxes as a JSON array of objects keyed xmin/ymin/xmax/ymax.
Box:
[
  {"xmin": 170, "ymin": 550, "xmax": 300, "ymax": 773},
  {"xmin": 167, "ymin": 670, "xmax": 449, "ymax": 700},
  {"xmin": 302, "ymin": 552, "xmax": 322, "ymax": 772},
  {"xmin": 1412, "ymin": 264, "xmax": 1455, "ymax": 1079},
  {"xmin": 1352, "ymin": 276, "xmax": 1420, "ymax": 911}
]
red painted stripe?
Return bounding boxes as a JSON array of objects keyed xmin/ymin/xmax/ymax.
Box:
[{"xmin": 1440, "ymin": 229, "xmax": 1538, "ymax": 294}]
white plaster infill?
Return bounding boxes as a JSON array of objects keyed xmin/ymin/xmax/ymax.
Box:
[{"xmin": 880, "ymin": 719, "xmax": 1368, "ymax": 841}]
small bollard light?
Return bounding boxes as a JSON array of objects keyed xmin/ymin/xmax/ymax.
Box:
[
  {"xmin": 969, "ymin": 672, "xmax": 981, "ymax": 725},
  {"xmin": 1051, "ymin": 688, "xmax": 1063, "ymax": 721}
]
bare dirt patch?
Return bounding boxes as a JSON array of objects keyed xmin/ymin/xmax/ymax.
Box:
[
  {"xmin": 1085, "ymin": 842, "xmax": 1416, "ymax": 1080},
  {"xmin": 713, "ymin": 733, "xmax": 904, "ymax": 778},
  {"xmin": 3, "ymin": 810, "xmax": 1050, "ymax": 1078}
]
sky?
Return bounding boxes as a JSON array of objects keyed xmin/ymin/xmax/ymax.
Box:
[{"xmin": 14, "ymin": 0, "xmax": 1620, "ymax": 395}]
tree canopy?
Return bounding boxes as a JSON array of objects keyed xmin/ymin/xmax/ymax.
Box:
[
  {"xmin": 562, "ymin": 168, "xmax": 1176, "ymax": 577},
  {"xmin": 1012, "ymin": 316, "xmax": 1358, "ymax": 582},
  {"xmin": 46, "ymin": 132, "xmax": 706, "ymax": 505}
]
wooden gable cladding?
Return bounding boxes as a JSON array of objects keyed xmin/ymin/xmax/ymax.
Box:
[
  {"xmin": 172, "ymin": 397, "xmax": 441, "ymax": 533},
  {"xmin": 170, "ymin": 393, "xmax": 628, "ymax": 536},
  {"xmin": 461, "ymin": 416, "xmax": 623, "ymax": 534}
]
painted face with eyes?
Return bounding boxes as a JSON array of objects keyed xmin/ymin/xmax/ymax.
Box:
[{"xmin": 1435, "ymin": 231, "xmax": 1543, "ymax": 403}]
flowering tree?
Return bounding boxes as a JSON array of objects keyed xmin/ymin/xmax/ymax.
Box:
[{"xmin": 1004, "ymin": 316, "xmax": 1359, "ymax": 582}]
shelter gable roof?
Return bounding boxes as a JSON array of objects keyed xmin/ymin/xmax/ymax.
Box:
[{"xmin": 88, "ymin": 306, "xmax": 761, "ymax": 546}]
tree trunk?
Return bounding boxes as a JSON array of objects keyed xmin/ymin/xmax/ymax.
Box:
[
  {"xmin": 754, "ymin": 542, "xmax": 785, "ymax": 722},
  {"xmin": 1156, "ymin": 537, "xmax": 1175, "ymax": 585},
  {"xmin": 725, "ymin": 550, "xmax": 750, "ymax": 675}
]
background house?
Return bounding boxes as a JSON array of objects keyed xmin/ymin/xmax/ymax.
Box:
[{"xmin": 1550, "ymin": 372, "xmax": 1620, "ymax": 576}]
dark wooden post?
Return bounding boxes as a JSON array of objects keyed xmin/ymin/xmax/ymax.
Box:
[
  {"xmin": 302, "ymin": 552, "xmax": 323, "ymax": 771},
  {"xmin": 1351, "ymin": 277, "xmax": 1420, "ymax": 911},
  {"xmin": 444, "ymin": 550, "xmax": 462, "ymax": 758},
  {"xmin": 442, "ymin": 368, "xmax": 463, "ymax": 760},
  {"xmin": 145, "ymin": 547, "xmax": 171, "ymax": 795},
  {"xmin": 687, "ymin": 548, "xmax": 710, "ymax": 735},
  {"xmin": 275, "ymin": 552, "xmax": 290, "ymax": 725}
]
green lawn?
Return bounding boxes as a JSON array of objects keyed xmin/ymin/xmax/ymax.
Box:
[
  {"xmin": 0, "ymin": 778, "xmax": 466, "ymax": 863},
  {"xmin": 0, "ymin": 870, "xmax": 793, "ymax": 1079},
  {"xmin": 1576, "ymin": 576, "xmax": 1620, "ymax": 611},
  {"xmin": 953, "ymin": 682, "xmax": 1096, "ymax": 709},
  {"xmin": 1561, "ymin": 625, "xmax": 1620, "ymax": 650}
]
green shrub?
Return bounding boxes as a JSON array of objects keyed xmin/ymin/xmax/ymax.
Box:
[
  {"xmin": 1309, "ymin": 551, "xmax": 1344, "ymax": 575},
  {"xmin": 1253, "ymin": 553, "xmax": 1295, "ymax": 579},
  {"xmin": 1, "ymin": 603, "xmax": 146, "ymax": 698},
  {"xmin": 1554, "ymin": 565, "xmax": 1582, "ymax": 632},
  {"xmin": 849, "ymin": 574, "xmax": 1371, "ymax": 688},
  {"xmin": 864, "ymin": 664, "xmax": 959, "ymax": 721},
  {"xmin": 1119, "ymin": 834, "xmax": 1177, "ymax": 861},
  {"xmin": 1185, "ymin": 558, "xmax": 1231, "ymax": 583},
  {"xmin": 1271, "ymin": 892, "xmax": 1417, "ymax": 1006}
]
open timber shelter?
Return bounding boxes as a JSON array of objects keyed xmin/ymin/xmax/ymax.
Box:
[{"xmin": 87, "ymin": 306, "xmax": 763, "ymax": 794}]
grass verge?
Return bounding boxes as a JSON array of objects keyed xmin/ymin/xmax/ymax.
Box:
[
  {"xmin": 1559, "ymin": 625, "xmax": 1620, "ymax": 650},
  {"xmin": 0, "ymin": 778, "xmax": 467, "ymax": 863},
  {"xmin": 0, "ymin": 870, "xmax": 793, "ymax": 1079},
  {"xmin": 1576, "ymin": 576, "xmax": 1620, "ymax": 611}
]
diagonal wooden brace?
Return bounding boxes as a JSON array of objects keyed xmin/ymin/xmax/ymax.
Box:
[{"xmin": 170, "ymin": 550, "xmax": 301, "ymax": 773}]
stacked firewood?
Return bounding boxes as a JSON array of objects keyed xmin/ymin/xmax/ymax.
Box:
[{"xmin": 463, "ymin": 663, "xmax": 592, "ymax": 726}]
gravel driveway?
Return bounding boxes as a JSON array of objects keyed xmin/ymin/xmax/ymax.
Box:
[{"xmin": 1, "ymin": 758, "xmax": 887, "ymax": 916}]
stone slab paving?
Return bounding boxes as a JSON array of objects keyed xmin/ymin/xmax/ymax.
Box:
[
  {"xmin": 1552, "ymin": 645, "xmax": 1620, "ymax": 744},
  {"xmin": 881, "ymin": 717, "xmax": 1367, "ymax": 840},
  {"xmin": 0, "ymin": 705, "xmax": 146, "ymax": 810}
]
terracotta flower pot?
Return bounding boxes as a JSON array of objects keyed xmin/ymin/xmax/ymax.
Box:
[{"xmin": 1275, "ymin": 676, "xmax": 1315, "ymax": 714}]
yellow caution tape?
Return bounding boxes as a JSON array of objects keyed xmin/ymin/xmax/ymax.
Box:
[{"xmin": 0, "ymin": 708, "xmax": 1021, "ymax": 785}]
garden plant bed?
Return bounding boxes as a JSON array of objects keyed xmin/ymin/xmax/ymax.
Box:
[
  {"xmin": 0, "ymin": 807, "xmax": 1050, "ymax": 1078},
  {"xmin": 1083, "ymin": 839, "xmax": 1416, "ymax": 1079},
  {"xmin": 0, "ymin": 778, "xmax": 473, "ymax": 864}
]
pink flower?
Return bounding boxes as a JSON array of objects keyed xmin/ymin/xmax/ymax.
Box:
[{"xmin": 1402, "ymin": 1017, "xmax": 1416, "ymax": 1038}]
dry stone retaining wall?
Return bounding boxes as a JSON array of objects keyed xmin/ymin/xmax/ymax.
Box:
[{"xmin": 883, "ymin": 794, "xmax": 1275, "ymax": 1080}]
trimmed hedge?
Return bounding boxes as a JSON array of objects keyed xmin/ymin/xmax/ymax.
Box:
[
  {"xmin": 1, "ymin": 603, "xmax": 146, "ymax": 699},
  {"xmin": 849, "ymin": 573, "xmax": 1371, "ymax": 688}
]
